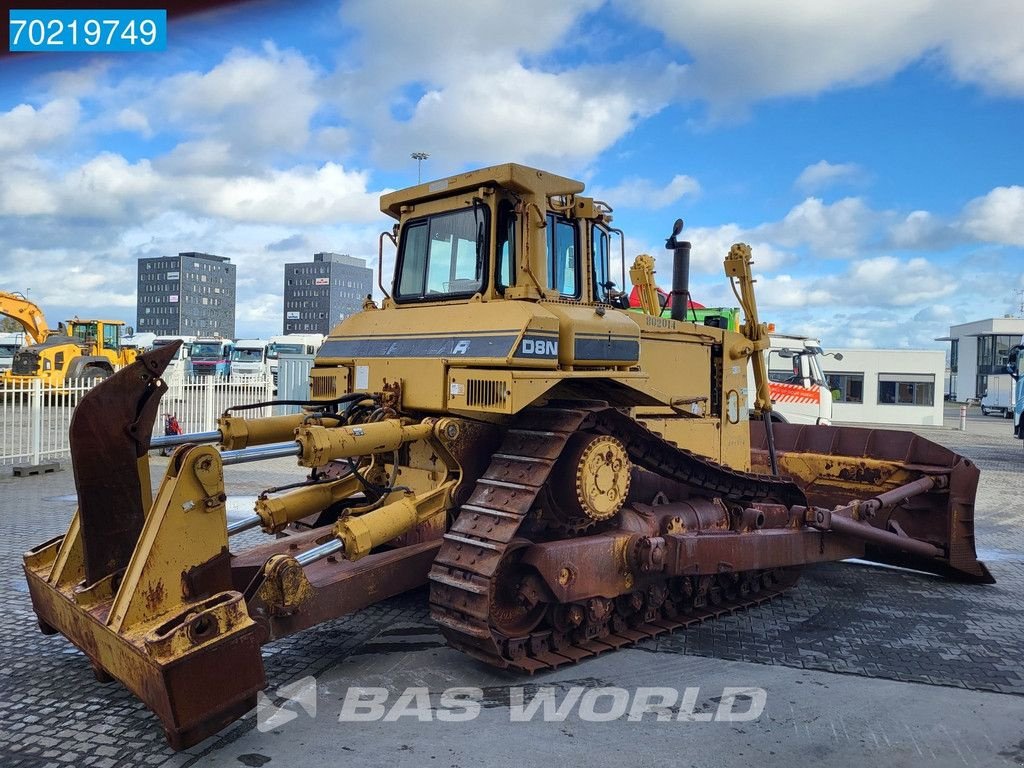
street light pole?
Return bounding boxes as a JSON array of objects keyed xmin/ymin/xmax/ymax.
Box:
[{"xmin": 411, "ymin": 151, "xmax": 429, "ymax": 184}]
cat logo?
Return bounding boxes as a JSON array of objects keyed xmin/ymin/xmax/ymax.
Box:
[
  {"xmin": 452, "ymin": 340, "xmax": 471, "ymax": 355},
  {"xmin": 519, "ymin": 337, "xmax": 559, "ymax": 357}
]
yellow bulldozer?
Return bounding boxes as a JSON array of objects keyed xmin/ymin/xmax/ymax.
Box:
[
  {"xmin": 23, "ymin": 164, "xmax": 991, "ymax": 748},
  {"xmin": 0, "ymin": 291, "xmax": 137, "ymax": 386}
]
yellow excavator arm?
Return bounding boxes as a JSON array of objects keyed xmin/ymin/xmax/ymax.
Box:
[{"xmin": 0, "ymin": 291, "xmax": 52, "ymax": 345}]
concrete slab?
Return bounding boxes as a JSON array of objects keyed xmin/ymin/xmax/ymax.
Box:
[{"xmin": 185, "ymin": 645, "xmax": 1024, "ymax": 768}]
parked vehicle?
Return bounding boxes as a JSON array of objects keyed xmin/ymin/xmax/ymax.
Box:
[
  {"xmin": 267, "ymin": 333, "xmax": 324, "ymax": 385},
  {"xmin": 1008, "ymin": 337, "xmax": 1023, "ymax": 443},
  {"xmin": 1, "ymin": 292, "xmax": 136, "ymax": 386},
  {"xmin": 152, "ymin": 336, "xmax": 195, "ymax": 384},
  {"xmin": 4, "ymin": 319, "xmax": 137, "ymax": 387},
  {"xmin": 753, "ymin": 334, "xmax": 838, "ymax": 425},
  {"xmin": 229, "ymin": 339, "xmax": 271, "ymax": 381},
  {"xmin": 0, "ymin": 331, "xmax": 25, "ymax": 372},
  {"xmin": 980, "ymin": 373, "xmax": 1015, "ymax": 418},
  {"xmin": 187, "ymin": 337, "xmax": 233, "ymax": 377}
]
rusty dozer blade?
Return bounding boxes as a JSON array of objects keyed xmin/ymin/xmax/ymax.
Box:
[
  {"xmin": 70, "ymin": 342, "xmax": 178, "ymax": 583},
  {"xmin": 750, "ymin": 422, "xmax": 993, "ymax": 583}
]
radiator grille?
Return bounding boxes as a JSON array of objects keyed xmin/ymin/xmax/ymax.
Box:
[
  {"xmin": 311, "ymin": 372, "xmax": 338, "ymax": 399},
  {"xmin": 466, "ymin": 378, "xmax": 507, "ymax": 408},
  {"xmin": 12, "ymin": 350, "xmax": 39, "ymax": 376}
]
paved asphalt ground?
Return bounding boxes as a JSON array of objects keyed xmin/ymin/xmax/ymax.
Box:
[{"xmin": 1, "ymin": 404, "xmax": 1022, "ymax": 767}]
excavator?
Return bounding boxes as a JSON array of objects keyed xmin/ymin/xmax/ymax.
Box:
[
  {"xmin": 23, "ymin": 163, "xmax": 992, "ymax": 748},
  {"xmin": 0, "ymin": 291, "xmax": 137, "ymax": 386},
  {"xmin": 0, "ymin": 290, "xmax": 53, "ymax": 345}
]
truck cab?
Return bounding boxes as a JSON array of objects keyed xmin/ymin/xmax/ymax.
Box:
[
  {"xmin": 1009, "ymin": 337, "xmax": 1023, "ymax": 441},
  {"xmin": 187, "ymin": 337, "xmax": 233, "ymax": 378},
  {"xmin": 757, "ymin": 334, "xmax": 836, "ymax": 425},
  {"xmin": 0, "ymin": 331, "xmax": 24, "ymax": 372},
  {"xmin": 268, "ymin": 333, "xmax": 324, "ymax": 386},
  {"xmin": 229, "ymin": 340, "xmax": 270, "ymax": 381}
]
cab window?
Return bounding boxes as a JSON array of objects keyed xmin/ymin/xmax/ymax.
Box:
[
  {"xmin": 495, "ymin": 200, "xmax": 516, "ymax": 294},
  {"xmin": 546, "ymin": 213, "xmax": 578, "ymax": 298},
  {"xmin": 592, "ymin": 225, "xmax": 611, "ymax": 302},
  {"xmin": 103, "ymin": 324, "xmax": 120, "ymax": 350},
  {"xmin": 395, "ymin": 207, "xmax": 489, "ymax": 301}
]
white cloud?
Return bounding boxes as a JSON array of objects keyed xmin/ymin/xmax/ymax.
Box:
[
  {"xmin": 0, "ymin": 149, "xmax": 386, "ymax": 227},
  {"xmin": 757, "ymin": 196, "xmax": 878, "ymax": 258},
  {"xmin": 339, "ymin": 0, "xmax": 603, "ymax": 87},
  {"xmin": 185, "ymin": 163, "xmax": 385, "ymax": 225},
  {"xmin": 592, "ymin": 174, "xmax": 700, "ymax": 209},
  {"xmin": 795, "ymin": 160, "xmax": 866, "ymax": 192},
  {"xmin": 685, "ymin": 223, "xmax": 793, "ymax": 275},
  {"xmin": 114, "ymin": 107, "xmax": 152, "ymax": 137},
  {"xmin": 161, "ymin": 43, "xmax": 321, "ymax": 154},
  {"xmin": 380, "ymin": 64, "xmax": 648, "ymax": 167},
  {"xmin": 627, "ymin": 0, "xmax": 1024, "ymax": 106},
  {"xmin": 961, "ymin": 186, "xmax": 1024, "ymax": 246},
  {"xmin": 0, "ymin": 98, "xmax": 80, "ymax": 154}
]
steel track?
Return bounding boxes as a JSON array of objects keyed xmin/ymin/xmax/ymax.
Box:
[{"xmin": 428, "ymin": 405, "xmax": 803, "ymax": 672}]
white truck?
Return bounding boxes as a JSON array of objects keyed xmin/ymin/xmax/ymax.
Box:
[
  {"xmin": 980, "ymin": 373, "xmax": 1016, "ymax": 418},
  {"xmin": 152, "ymin": 335, "xmax": 195, "ymax": 385},
  {"xmin": 1011, "ymin": 337, "xmax": 1024, "ymax": 443},
  {"xmin": 0, "ymin": 331, "xmax": 25, "ymax": 372},
  {"xmin": 229, "ymin": 339, "xmax": 271, "ymax": 381},
  {"xmin": 749, "ymin": 333, "xmax": 838, "ymax": 425},
  {"xmin": 268, "ymin": 333, "xmax": 324, "ymax": 387}
]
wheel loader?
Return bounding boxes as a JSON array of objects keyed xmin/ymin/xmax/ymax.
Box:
[
  {"xmin": 23, "ymin": 163, "xmax": 991, "ymax": 748},
  {"xmin": 0, "ymin": 290, "xmax": 137, "ymax": 386}
]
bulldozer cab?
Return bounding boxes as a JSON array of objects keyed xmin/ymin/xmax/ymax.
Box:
[{"xmin": 384, "ymin": 163, "xmax": 620, "ymax": 307}]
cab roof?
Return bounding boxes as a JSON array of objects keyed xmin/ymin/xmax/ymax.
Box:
[{"xmin": 380, "ymin": 163, "xmax": 585, "ymax": 219}]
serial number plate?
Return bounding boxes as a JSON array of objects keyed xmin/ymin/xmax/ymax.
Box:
[{"xmin": 9, "ymin": 9, "xmax": 167, "ymax": 52}]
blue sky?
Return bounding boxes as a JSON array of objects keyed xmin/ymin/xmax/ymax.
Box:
[{"xmin": 0, "ymin": 0, "xmax": 1022, "ymax": 348}]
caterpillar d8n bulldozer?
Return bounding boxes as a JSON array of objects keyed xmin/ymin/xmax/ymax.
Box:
[{"xmin": 24, "ymin": 163, "xmax": 992, "ymax": 748}]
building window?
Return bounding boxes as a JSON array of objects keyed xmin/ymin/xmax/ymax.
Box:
[
  {"xmin": 825, "ymin": 373, "xmax": 864, "ymax": 403},
  {"xmin": 878, "ymin": 373, "xmax": 935, "ymax": 406},
  {"xmin": 949, "ymin": 339, "xmax": 958, "ymax": 373},
  {"xmin": 976, "ymin": 335, "xmax": 1018, "ymax": 375}
]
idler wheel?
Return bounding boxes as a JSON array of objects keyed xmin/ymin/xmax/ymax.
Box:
[{"xmin": 489, "ymin": 539, "xmax": 546, "ymax": 636}]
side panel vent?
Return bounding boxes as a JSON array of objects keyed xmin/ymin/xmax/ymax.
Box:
[
  {"xmin": 311, "ymin": 371, "xmax": 338, "ymax": 399},
  {"xmin": 466, "ymin": 378, "xmax": 507, "ymax": 408}
]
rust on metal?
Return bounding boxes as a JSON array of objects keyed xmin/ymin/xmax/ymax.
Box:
[{"xmin": 71, "ymin": 342, "xmax": 179, "ymax": 584}]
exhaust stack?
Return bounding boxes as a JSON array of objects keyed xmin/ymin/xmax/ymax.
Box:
[{"xmin": 666, "ymin": 218, "xmax": 692, "ymax": 322}]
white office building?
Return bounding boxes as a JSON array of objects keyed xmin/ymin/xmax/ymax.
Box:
[
  {"xmin": 823, "ymin": 349, "xmax": 945, "ymax": 426},
  {"xmin": 937, "ymin": 317, "xmax": 1024, "ymax": 403}
]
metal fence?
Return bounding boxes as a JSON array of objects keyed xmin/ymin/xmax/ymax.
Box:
[
  {"xmin": 1, "ymin": 374, "xmax": 280, "ymax": 467},
  {"xmin": 0, "ymin": 379, "xmax": 92, "ymax": 467}
]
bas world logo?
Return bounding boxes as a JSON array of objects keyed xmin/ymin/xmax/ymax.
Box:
[{"xmin": 258, "ymin": 679, "xmax": 767, "ymax": 728}]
